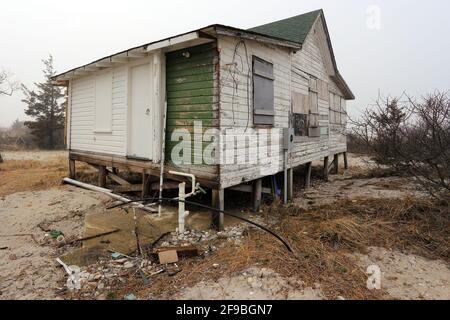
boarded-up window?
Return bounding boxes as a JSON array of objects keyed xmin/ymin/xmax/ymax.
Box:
[
  {"xmin": 309, "ymin": 91, "xmax": 319, "ymax": 115},
  {"xmin": 94, "ymin": 71, "xmax": 113, "ymax": 132},
  {"xmin": 329, "ymin": 92, "xmax": 346, "ymax": 125},
  {"xmin": 253, "ymin": 56, "xmax": 274, "ymax": 125},
  {"xmin": 292, "ymin": 92, "xmax": 309, "ymax": 114},
  {"xmin": 293, "ymin": 114, "xmax": 308, "ymax": 136},
  {"xmin": 317, "ymin": 79, "xmax": 329, "ymax": 101},
  {"xmin": 309, "ymin": 77, "xmax": 318, "ymax": 92}
]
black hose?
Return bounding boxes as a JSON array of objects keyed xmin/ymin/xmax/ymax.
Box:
[{"xmin": 108, "ymin": 197, "xmax": 293, "ymax": 253}]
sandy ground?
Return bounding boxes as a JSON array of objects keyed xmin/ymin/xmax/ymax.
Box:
[
  {"xmin": 354, "ymin": 247, "xmax": 450, "ymax": 300},
  {"xmin": 298, "ymin": 154, "xmax": 424, "ymax": 208},
  {"xmin": 0, "ymin": 187, "xmax": 109, "ymax": 300},
  {"xmin": 0, "ymin": 151, "xmax": 449, "ymax": 300},
  {"xmin": 177, "ymin": 268, "xmax": 324, "ymax": 300}
]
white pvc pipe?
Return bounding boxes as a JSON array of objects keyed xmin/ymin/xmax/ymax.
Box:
[
  {"xmin": 177, "ymin": 182, "xmax": 189, "ymax": 233},
  {"xmin": 63, "ymin": 178, "xmax": 157, "ymax": 213},
  {"xmin": 169, "ymin": 171, "xmax": 198, "ymax": 198}
]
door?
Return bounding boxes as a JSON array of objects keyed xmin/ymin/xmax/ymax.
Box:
[{"xmin": 129, "ymin": 63, "xmax": 153, "ymax": 160}]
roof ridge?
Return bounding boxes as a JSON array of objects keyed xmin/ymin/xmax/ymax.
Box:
[{"xmin": 248, "ymin": 9, "xmax": 322, "ymax": 44}]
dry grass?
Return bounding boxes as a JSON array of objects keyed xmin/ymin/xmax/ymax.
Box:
[
  {"xmin": 121, "ymin": 195, "xmax": 449, "ymax": 300},
  {"xmin": 0, "ymin": 156, "xmax": 95, "ymax": 196}
]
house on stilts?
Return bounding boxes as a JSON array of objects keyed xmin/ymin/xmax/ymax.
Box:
[{"xmin": 53, "ymin": 9, "xmax": 354, "ymax": 229}]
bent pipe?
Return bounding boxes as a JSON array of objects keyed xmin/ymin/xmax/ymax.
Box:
[{"xmin": 108, "ymin": 198, "xmax": 293, "ymax": 253}]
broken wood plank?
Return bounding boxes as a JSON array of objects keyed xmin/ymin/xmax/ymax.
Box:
[
  {"xmin": 69, "ymin": 229, "xmax": 120, "ymax": 244},
  {"xmin": 158, "ymin": 250, "xmax": 179, "ymax": 264},
  {"xmin": 107, "ymin": 170, "xmax": 131, "ymax": 186},
  {"xmin": 113, "ymin": 184, "xmax": 143, "ymax": 193}
]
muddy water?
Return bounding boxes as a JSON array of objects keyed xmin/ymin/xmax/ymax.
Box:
[{"xmin": 62, "ymin": 206, "xmax": 243, "ymax": 266}]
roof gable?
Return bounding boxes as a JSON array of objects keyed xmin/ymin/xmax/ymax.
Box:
[{"xmin": 248, "ymin": 10, "xmax": 322, "ymax": 44}]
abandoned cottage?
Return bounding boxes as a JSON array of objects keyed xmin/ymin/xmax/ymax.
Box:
[{"xmin": 53, "ymin": 9, "xmax": 354, "ymax": 229}]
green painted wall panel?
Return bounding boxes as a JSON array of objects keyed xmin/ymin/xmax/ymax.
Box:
[
  {"xmin": 166, "ymin": 73, "xmax": 214, "ymax": 86},
  {"xmin": 167, "ymin": 80, "xmax": 214, "ymax": 92},
  {"xmin": 165, "ymin": 42, "xmax": 218, "ymax": 166}
]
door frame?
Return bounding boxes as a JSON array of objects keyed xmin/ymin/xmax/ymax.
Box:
[
  {"xmin": 125, "ymin": 52, "xmax": 164, "ymax": 162},
  {"xmin": 126, "ymin": 56, "xmax": 154, "ymax": 160}
]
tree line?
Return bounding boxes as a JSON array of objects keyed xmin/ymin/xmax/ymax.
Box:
[{"xmin": 0, "ymin": 55, "xmax": 65, "ymax": 152}]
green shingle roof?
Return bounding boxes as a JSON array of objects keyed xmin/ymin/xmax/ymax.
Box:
[{"xmin": 248, "ymin": 9, "xmax": 322, "ymax": 44}]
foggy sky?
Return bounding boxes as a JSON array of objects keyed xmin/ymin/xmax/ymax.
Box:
[{"xmin": 1, "ymin": 0, "xmax": 449, "ymax": 127}]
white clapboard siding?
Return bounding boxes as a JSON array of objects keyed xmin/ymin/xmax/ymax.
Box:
[{"xmin": 69, "ymin": 67, "xmax": 127, "ymax": 156}]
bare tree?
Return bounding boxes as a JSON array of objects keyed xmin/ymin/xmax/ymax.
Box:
[
  {"xmin": 0, "ymin": 69, "xmax": 19, "ymax": 96},
  {"xmin": 0, "ymin": 68, "xmax": 19, "ymax": 162},
  {"xmin": 351, "ymin": 91, "xmax": 450, "ymax": 202}
]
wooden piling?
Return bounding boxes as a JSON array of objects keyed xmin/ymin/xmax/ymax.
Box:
[
  {"xmin": 211, "ymin": 189, "xmax": 224, "ymax": 231},
  {"xmin": 333, "ymin": 154, "xmax": 339, "ymax": 175},
  {"xmin": 323, "ymin": 156, "xmax": 329, "ymax": 181},
  {"xmin": 253, "ymin": 179, "xmax": 262, "ymax": 212},
  {"xmin": 344, "ymin": 152, "xmax": 349, "ymax": 170},
  {"xmin": 305, "ymin": 162, "xmax": 312, "ymax": 189},
  {"xmin": 142, "ymin": 172, "xmax": 150, "ymax": 199},
  {"xmin": 98, "ymin": 165, "xmax": 107, "ymax": 188},
  {"xmin": 69, "ymin": 159, "xmax": 76, "ymax": 179},
  {"xmin": 287, "ymin": 169, "xmax": 294, "ymax": 200}
]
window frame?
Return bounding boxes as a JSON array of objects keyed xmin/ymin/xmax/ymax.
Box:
[{"xmin": 252, "ymin": 56, "xmax": 275, "ymax": 126}]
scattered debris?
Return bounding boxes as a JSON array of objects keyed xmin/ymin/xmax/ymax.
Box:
[
  {"xmin": 155, "ymin": 245, "xmax": 199, "ymax": 259},
  {"xmin": 56, "ymin": 258, "xmax": 81, "ymax": 291},
  {"xmin": 49, "ymin": 230, "xmax": 64, "ymax": 239},
  {"xmin": 158, "ymin": 250, "xmax": 179, "ymax": 264},
  {"xmin": 111, "ymin": 252, "xmax": 122, "ymax": 259},
  {"xmin": 124, "ymin": 293, "xmax": 137, "ymax": 300}
]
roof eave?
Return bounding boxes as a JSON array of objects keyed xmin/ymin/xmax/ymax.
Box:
[
  {"xmin": 52, "ymin": 24, "xmax": 301, "ymax": 83},
  {"xmin": 213, "ymin": 24, "xmax": 302, "ymax": 50}
]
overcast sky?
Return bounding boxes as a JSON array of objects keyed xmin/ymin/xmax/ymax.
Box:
[{"xmin": 1, "ymin": 0, "xmax": 449, "ymax": 127}]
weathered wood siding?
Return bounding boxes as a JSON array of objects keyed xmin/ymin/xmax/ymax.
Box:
[
  {"xmin": 290, "ymin": 17, "xmax": 347, "ymax": 167},
  {"xmin": 217, "ymin": 36, "xmax": 291, "ymax": 188},
  {"xmin": 69, "ymin": 67, "xmax": 128, "ymax": 156},
  {"xmin": 217, "ymin": 17, "xmax": 348, "ymax": 189},
  {"xmin": 165, "ymin": 42, "xmax": 219, "ymax": 180}
]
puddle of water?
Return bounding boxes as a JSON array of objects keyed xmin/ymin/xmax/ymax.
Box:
[{"xmin": 62, "ymin": 205, "xmax": 243, "ymax": 266}]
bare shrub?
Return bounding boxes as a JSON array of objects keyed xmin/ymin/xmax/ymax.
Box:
[{"xmin": 351, "ymin": 92, "xmax": 450, "ymax": 202}]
